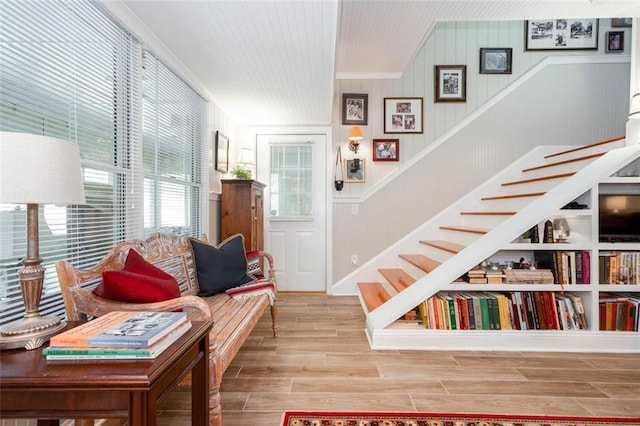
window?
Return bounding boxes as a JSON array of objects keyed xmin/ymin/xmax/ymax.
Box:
[
  {"xmin": 141, "ymin": 52, "xmax": 207, "ymax": 236},
  {"xmin": 269, "ymin": 144, "xmax": 313, "ymax": 219},
  {"xmin": 0, "ymin": 1, "xmax": 207, "ymax": 327}
]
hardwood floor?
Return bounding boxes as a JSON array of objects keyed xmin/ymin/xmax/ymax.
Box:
[{"xmin": 128, "ymin": 293, "xmax": 640, "ymax": 424}]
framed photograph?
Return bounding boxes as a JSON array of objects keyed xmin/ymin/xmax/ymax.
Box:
[
  {"xmin": 479, "ymin": 48, "xmax": 512, "ymax": 74},
  {"xmin": 344, "ymin": 159, "xmax": 365, "ymax": 183},
  {"xmin": 434, "ymin": 65, "xmax": 466, "ymax": 103},
  {"xmin": 383, "ymin": 97, "xmax": 423, "ymax": 134},
  {"xmin": 525, "ymin": 19, "xmax": 598, "ymax": 50},
  {"xmin": 372, "ymin": 139, "xmax": 399, "ymax": 162},
  {"xmin": 215, "ymin": 130, "xmax": 229, "ymax": 173},
  {"xmin": 342, "ymin": 93, "xmax": 368, "ymax": 125},
  {"xmin": 606, "ymin": 31, "xmax": 624, "ymax": 53},
  {"xmin": 611, "ymin": 18, "xmax": 632, "ymax": 28}
]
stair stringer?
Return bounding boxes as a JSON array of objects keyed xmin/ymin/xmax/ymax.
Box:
[{"xmin": 365, "ymin": 144, "xmax": 640, "ymax": 331}]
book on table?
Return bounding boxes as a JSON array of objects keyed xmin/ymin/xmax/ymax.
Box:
[
  {"xmin": 50, "ymin": 311, "xmax": 189, "ymax": 348},
  {"xmin": 44, "ymin": 321, "xmax": 192, "ymax": 360}
]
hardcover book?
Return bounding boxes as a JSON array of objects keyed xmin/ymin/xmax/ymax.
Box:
[
  {"xmin": 44, "ymin": 321, "xmax": 192, "ymax": 360},
  {"xmin": 50, "ymin": 311, "xmax": 188, "ymax": 348}
]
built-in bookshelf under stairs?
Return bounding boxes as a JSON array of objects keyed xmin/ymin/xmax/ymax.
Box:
[{"xmin": 352, "ymin": 137, "xmax": 640, "ymax": 353}]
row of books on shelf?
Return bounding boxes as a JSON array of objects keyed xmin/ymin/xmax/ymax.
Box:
[
  {"xmin": 534, "ymin": 251, "xmax": 590, "ymax": 285},
  {"xmin": 598, "ymin": 252, "xmax": 640, "ymax": 285},
  {"xmin": 599, "ymin": 293, "xmax": 640, "ymax": 332},
  {"xmin": 45, "ymin": 311, "xmax": 191, "ymax": 360},
  {"xmin": 418, "ymin": 291, "xmax": 588, "ymax": 331},
  {"xmin": 466, "ymin": 267, "xmax": 554, "ymax": 284}
]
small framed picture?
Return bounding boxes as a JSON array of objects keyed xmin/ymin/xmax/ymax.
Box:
[
  {"xmin": 342, "ymin": 93, "xmax": 368, "ymax": 125},
  {"xmin": 215, "ymin": 131, "xmax": 229, "ymax": 173},
  {"xmin": 383, "ymin": 97, "xmax": 423, "ymax": 134},
  {"xmin": 479, "ymin": 48, "xmax": 512, "ymax": 74},
  {"xmin": 606, "ymin": 31, "xmax": 624, "ymax": 53},
  {"xmin": 525, "ymin": 19, "xmax": 598, "ymax": 50},
  {"xmin": 372, "ymin": 139, "xmax": 399, "ymax": 162},
  {"xmin": 611, "ymin": 18, "xmax": 632, "ymax": 28},
  {"xmin": 435, "ymin": 65, "xmax": 466, "ymax": 103},
  {"xmin": 344, "ymin": 159, "xmax": 365, "ymax": 183}
]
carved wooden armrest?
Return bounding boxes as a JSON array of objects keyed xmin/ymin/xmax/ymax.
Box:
[
  {"xmin": 257, "ymin": 250, "xmax": 277, "ymax": 287},
  {"xmin": 68, "ymin": 288, "xmax": 213, "ymax": 322}
]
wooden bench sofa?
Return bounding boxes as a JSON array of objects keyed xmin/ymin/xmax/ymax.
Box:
[{"xmin": 55, "ymin": 232, "xmax": 278, "ymax": 426}]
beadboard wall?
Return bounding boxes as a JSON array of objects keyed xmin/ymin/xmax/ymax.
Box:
[{"xmin": 330, "ymin": 20, "xmax": 632, "ymax": 286}]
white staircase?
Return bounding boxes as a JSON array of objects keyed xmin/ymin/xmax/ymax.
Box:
[{"xmin": 347, "ymin": 137, "xmax": 640, "ymax": 352}]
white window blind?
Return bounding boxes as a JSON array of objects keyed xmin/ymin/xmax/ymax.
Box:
[
  {"xmin": 142, "ymin": 51, "xmax": 207, "ymax": 237},
  {"xmin": 0, "ymin": 1, "xmax": 141, "ymax": 325}
]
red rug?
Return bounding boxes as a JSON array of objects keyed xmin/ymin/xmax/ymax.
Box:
[{"xmin": 280, "ymin": 411, "xmax": 640, "ymax": 426}]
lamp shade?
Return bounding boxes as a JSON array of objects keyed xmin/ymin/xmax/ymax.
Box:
[
  {"xmin": 0, "ymin": 132, "xmax": 86, "ymax": 205},
  {"xmin": 348, "ymin": 126, "xmax": 363, "ymax": 140},
  {"xmin": 237, "ymin": 147, "xmax": 255, "ymax": 166}
]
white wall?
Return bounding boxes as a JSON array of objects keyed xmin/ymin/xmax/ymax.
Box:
[{"xmin": 331, "ymin": 20, "xmax": 632, "ymax": 282}]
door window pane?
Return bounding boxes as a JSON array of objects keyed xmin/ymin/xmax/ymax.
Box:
[{"xmin": 269, "ymin": 144, "xmax": 313, "ymax": 219}]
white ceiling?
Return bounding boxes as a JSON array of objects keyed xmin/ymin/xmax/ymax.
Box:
[{"xmin": 111, "ymin": 1, "xmax": 640, "ymax": 126}]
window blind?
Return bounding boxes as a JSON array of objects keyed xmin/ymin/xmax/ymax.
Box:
[
  {"xmin": 0, "ymin": 0, "xmax": 141, "ymax": 324},
  {"xmin": 141, "ymin": 51, "xmax": 207, "ymax": 237}
]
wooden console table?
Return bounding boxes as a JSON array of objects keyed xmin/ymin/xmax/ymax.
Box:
[{"xmin": 0, "ymin": 320, "xmax": 212, "ymax": 426}]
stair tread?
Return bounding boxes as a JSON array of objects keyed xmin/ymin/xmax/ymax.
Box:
[
  {"xmin": 379, "ymin": 268, "xmax": 416, "ymax": 292},
  {"xmin": 501, "ymin": 172, "xmax": 575, "ymax": 186},
  {"xmin": 544, "ymin": 136, "xmax": 624, "ymax": 159},
  {"xmin": 357, "ymin": 282, "xmax": 391, "ymax": 312},
  {"xmin": 420, "ymin": 240, "xmax": 465, "ymax": 254},
  {"xmin": 523, "ymin": 152, "xmax": 604, "ymax": 172},
  {"xmin": 439, "ymin": 225, "xmax": 489, "ymax": 234},
  {"xmin": 398, "ymin": 254, "xmax": 441, "ymax": 273},
  {"xmin": 481, "ymin": 191, "xmax": 545, "ymax": 201},
  {"xmin": 459, "ymin": 211, "xmax": 516, "ymax": 216}
]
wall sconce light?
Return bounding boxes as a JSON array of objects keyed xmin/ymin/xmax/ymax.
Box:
[{"xmin": 348, "ymin": 126, "xmax": 363, "ymax": 155}]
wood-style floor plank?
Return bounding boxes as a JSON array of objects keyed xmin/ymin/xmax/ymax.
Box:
[{"xmin": 100, "ymin": 293, "xmax": 640, "ymax": 424}]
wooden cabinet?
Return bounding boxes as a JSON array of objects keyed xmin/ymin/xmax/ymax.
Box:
[{"xmin": 221, "ymin": 179, "xmax": 266, "ymax": 251}]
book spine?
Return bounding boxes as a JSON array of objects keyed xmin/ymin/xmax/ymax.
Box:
[
  {"xmin": 44, "ymin": 347, "xmax": 153, "ymax": 356},
  {"xmin": 46, "ymin": 353, "xmax": 154, "ymax": 360}
]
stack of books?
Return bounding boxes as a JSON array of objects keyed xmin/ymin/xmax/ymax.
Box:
[
  {"xmin": 44, "ymin": 311, "xmax": 192, "ymax": 361},
  {"xmin": 467, "ymin": 268, "xmax": 487, "ymax": 284}
]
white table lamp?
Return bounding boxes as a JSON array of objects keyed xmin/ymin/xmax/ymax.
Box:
[{"xmin": 0, "ymin": 132, "xmax": 86, "ymax": 350}]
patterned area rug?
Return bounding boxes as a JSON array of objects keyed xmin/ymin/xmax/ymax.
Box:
[{"xmin": 280, "ymin": 411, "xmax": 640, "ymax": 426}]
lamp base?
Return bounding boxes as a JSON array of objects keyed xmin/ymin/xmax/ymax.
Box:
[{"xmin": 0, "ymin": 315, "xmax": 66, "ymax": 350}]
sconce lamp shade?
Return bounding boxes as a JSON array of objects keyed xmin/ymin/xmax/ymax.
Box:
[
  {"xmin": 348, "ymin": 126, "xmax": 363, "ymax": 154},
  {"xmin": 348, "ymin": 126, "xmax": 363, "ymax": 141},
  {"xmin": 237, "ymin": 147, "xmax": 255, "ymax": 166},
  {"xmin": 0, "ymin": 132, "xmax": 86, "ymax": 205}
]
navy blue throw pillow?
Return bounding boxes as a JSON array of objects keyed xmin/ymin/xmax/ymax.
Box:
[{"xmin": 190, "ymin": 234, "xmax": 254, "ymax": 297}]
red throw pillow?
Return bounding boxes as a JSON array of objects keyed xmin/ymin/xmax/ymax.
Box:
[{"xmin": 93, "ymin": 249, "xmax": 181, "ymax": 303}]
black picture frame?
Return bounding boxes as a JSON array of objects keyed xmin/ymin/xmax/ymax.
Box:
[
  {"xmin": 342, "ymin": 93, "xmax": 368, "ymax": 125},
  {"xmin": 434, "ymin": 65, "xmax": 466, "ymax": 103},
  {"xmin": 479, "ymin": 48, "xmax": 512, "ymax": 74},
  {"xmin": 215, "ymin": 131, "xmax": 229, "ymax": 173},
  {"xmin": 606, "ymin": 31, "xmax": 624, "ymax": 53},
  {"xmin": 525, "ymin": 19, "xmax": 598, "ymax": 51}
]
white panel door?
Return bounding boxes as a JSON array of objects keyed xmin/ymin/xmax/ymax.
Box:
[{"xmin": 257, "ymin": 134, "xmax": 326, "ymax": 291}]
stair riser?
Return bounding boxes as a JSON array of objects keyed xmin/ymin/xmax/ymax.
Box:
[
  {"xmin": 437, "ymin": 230, "xmax": 484, "ymax": 246},
  {"xmin": 499, "ymin": 179, "xmax": 570, "ymax": 194},
  {"xmin": 521, "ymin": 161, "xmax": 590, "ymax": 177},
  {"xmin": 480, "ymin": 197, "xmax": 541, "ymax": 211},
  {"xmin": 461, "ymin": 215, "xmax": 512, "ymax": 229}
]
